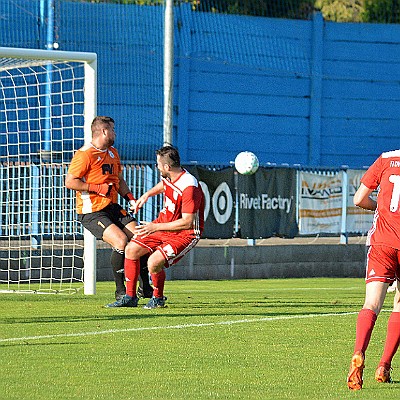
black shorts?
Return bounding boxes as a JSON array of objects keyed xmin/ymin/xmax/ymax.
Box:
[{"xmin": 78, "ymin": 203, "xmax": 137, "ymax": 240}]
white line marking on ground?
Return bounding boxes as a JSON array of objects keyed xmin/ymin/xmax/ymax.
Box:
[{"xmin": 0, "ymin": 311, "xmax": 360, "ymax": 344}]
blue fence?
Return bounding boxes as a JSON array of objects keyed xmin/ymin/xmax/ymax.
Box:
[
  {"xmin": 0, "ymin": 162, "xmax": 372, "ymax": 244},
  {"xmin": 1, "ymin": 1, "xmax": 400, "ymax": 168},
  {"xmin": 0, "ymin": 162, "xmax": 162, "ymax": 242}
]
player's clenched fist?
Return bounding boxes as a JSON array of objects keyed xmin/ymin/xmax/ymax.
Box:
[{"xmin": 88, "ymin": 183, "xmax": 113, "ymax": 197}]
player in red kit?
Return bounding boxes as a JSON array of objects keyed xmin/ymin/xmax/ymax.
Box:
[
  {"xmin": 106, "ymin": 145, "xmax": 204, "ymax": 309},
  {"xmin": 347, "ymin": 149, "xmax": 400, "ymax": 390}
]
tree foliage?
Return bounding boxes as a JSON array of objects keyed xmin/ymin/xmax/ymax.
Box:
[
  {"xmin": 75, "ymin": 0, "xmax": 400, "ymax": 23},
  {"xmin": 363, "ymin": 0, "xmax": 400, "ymax": 23},
  {"xmin": 194, "ymin": 0, "xmax": 315, "ymax": 19},
  {"xmin": 315, "ymin": 0, "xmax": 364, "ymax": 22},
  {"xmin": 315, "ymin": 0, "xmax": 400, "ymax": 22}
]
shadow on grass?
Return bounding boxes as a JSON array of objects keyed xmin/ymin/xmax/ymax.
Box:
[{"xmin": 0, "ymin": 304, "xmax": 356, "ymax": 326}]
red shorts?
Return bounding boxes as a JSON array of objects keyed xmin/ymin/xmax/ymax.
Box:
[
  {"xmin": 131, "ymin": 231, "xmax": 200, "ymax": 267},
  {"xmin": 365, "ymin": 245, "xmax": 400, "ymax": 284}
]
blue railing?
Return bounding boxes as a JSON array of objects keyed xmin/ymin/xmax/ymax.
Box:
[
  {"xmin": 0, "ymin": 162, "xmax": 162, "ymax": 243},
  {"xmin": 0, "ymin": 162, "xmax": 372, "ymax": 245}
]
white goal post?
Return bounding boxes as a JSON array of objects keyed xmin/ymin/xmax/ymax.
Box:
[{"xmin": 0, "ymin": 46, "xmax": 97, "ymax": 295}]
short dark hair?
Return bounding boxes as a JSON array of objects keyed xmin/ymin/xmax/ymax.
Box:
[{"xmin": 156, "ymin": 145, "xmax": 180, "ymax": 167}]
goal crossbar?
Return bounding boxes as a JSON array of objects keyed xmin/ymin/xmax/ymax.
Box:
[{"xmin": 0, "ymin": 46, "xmax": 97, "ymax": 69}]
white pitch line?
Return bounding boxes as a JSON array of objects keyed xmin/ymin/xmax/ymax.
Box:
[{"xmin": 0, "ymin": 311, "xmax": 359, "ymax": 344}]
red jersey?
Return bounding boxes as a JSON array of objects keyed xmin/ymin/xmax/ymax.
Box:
[
  {"xmin": 362, "ymin": 149, "xmax": 400, "ymax": 249},
  {"xmin": 68, "ymin": 144, "xmax": 122, "ymax": 214},
  {"xmin": 154, "ymin": 169, "xmax": 204, "ymax": 237}
]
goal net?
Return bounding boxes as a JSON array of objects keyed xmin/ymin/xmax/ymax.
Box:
[{"xmin": 0, "ymin": 47, "xmax": 97, "ymax": 295}]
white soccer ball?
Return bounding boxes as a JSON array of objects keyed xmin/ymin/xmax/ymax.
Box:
[{"xmin": 234, "ymin": 151, "xmax": 259, "ymax": 175}]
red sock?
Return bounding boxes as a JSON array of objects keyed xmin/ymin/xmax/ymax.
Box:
[
  {"xmin": 354, "ymin": 308, "xmax": 377, "ymax": 354},
  {"xmin": 378, "ymin": 312, "xmax": 400, "ymax": 369},
  {"xmin": 124, "ymin": 258, "xmax": 140, "ymax": 297},
  {"xmin": 151, "ymin": 269, "xmax": 166, "ymax": 298}
]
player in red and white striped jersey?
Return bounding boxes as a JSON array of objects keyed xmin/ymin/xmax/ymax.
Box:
[
  {"xmin": 106, "ymin": 145, "xmax": 204, "ymax": 309},
  {"xmin": 347, "ymin": 149, "xmax": 400, "ymax": 390}
]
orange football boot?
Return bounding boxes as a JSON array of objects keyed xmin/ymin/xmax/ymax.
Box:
[
  {"xmin": 347, "ymin": 351, "xmax": 365, "ymax": 390},
  {"xmin": 375, "ymin": 365, "xmax": 392, "ymax": 383}
]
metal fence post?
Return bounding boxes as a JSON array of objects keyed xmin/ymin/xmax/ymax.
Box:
[{"xmin": 340, "ymin": 168, "xmax": 348, "ymax": 244}]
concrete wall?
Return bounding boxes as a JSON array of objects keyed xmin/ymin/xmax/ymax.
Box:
[{"xmin": 96, "ymin": 242, "xmax": 367, "ymax": 281}]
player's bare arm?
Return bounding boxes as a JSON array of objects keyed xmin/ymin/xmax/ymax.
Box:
[
  {"xmin": 117, "ymin": 172, "xmax": 131, "ymax": 197},
  {"xmin": 133, "ymin": 181, "xmax": 164, "ymax": 213},
  {"xmin": 353, "ymin": 183, "xmax": 377, "ymax": 211},
  {"xmin": 117, "ymin": 172, "xmax": 137, "ymax": 210},
  {"xmin": 134, "ymin": 212, "xmax": 196, "ymax": 238},
  {"xmin": 65, "ymin": 173, "xmax": 90, "ymax": 192}
]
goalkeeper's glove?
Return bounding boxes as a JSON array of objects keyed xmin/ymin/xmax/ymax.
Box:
[
  {"xmin": 124, "ymin": 192, "xmax": 137, "ymax": 211},
  {"xmin": 88, "ymin": 183, "xmax": 113, "ymax": 197}
]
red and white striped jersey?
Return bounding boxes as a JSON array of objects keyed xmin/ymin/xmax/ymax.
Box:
[{"xmin": 154, "ymin": 169, "xmax": 204, "ymax": 237}]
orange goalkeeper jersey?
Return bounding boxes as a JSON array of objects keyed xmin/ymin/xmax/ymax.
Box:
[{"xmin": 68, "ymin": 144, "xmax": 122, "ymax": 214}]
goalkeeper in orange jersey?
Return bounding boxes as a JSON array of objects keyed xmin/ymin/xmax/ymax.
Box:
[
  {"xmin": 65, "ymin": 116, "xmax": 153, "ymax": 301},
  {"xmin": 347, "ymin": 149, "xmax": 400, "ymax": 390}
]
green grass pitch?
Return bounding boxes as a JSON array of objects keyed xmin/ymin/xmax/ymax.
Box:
[{"xmin": 0, "ymin": 278, "xmax": 398, "ymax": 399}]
